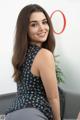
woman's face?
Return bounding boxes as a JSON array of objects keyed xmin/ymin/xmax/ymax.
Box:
[{"xmin": 28, "ymin": 12, "xmax": 49, "ymax": 46}]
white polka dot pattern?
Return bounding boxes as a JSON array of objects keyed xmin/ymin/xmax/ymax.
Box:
[{"xmin": 5, "ymin": 44, "xmax": 54, "ymax": 120}]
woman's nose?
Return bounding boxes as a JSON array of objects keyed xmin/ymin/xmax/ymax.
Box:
[{"xmin": 38, "ymin": 23, "xmax": 44, "ymax": 30}]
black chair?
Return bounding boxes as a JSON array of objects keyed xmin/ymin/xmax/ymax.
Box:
[{"xmin": 58, "ymin": 87, "xmax": 65, "ymax": 120}]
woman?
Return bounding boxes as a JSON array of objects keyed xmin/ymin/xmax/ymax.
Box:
[{"xmin": 5, "ymin": 4, "xmax": 61, "ymax": 120}]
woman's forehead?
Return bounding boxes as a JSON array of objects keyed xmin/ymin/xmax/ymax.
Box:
[{"xmin": 29, "ymin": 12, "xmax": 47, "ymax": 21}]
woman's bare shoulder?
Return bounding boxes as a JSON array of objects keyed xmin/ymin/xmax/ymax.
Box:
[
  {"xmin": 38, "ymin": 48, "xmax": 53, "ymax": 59},
  {"xmin": 37, "ymin": 48, "xmax": 54, "ymax": 67}
]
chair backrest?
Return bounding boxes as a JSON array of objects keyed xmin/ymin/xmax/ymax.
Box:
[{"xmin": 0, "ymin": 92, "xmax": 16, "ymax": 114}]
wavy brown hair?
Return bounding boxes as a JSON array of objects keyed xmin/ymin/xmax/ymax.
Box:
[{"xmin": 12, "ymin": 4, "xmax": 55, "ymax": 82}]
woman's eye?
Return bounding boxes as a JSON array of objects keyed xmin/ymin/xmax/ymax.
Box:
[
  {"xmin": 42, "ymin": 21, "xmax": 48, "ymax": 24},
  {"xmin": 30, "ymin": 23, "xmax": 37, "ymax": 27}
]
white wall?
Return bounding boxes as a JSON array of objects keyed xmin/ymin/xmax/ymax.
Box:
[{"xmin": 0, "ymin": 0, "xmax": 80, "ymax": 94}]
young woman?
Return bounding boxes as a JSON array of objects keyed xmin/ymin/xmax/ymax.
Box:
[{"xmin": 5, "ymin": 4, "xmax": 61, "ymax": 120}]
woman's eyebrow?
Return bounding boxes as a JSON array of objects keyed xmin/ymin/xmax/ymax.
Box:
[
  {"xmin": 29, "ymin": 20, "xmax": 37, "ymax": 23},
  {"xmin": 42, "ymin": 18, "xmax": 47, "ymax": 21},
  {"xmin": 29, "ymin": 18, "xmax": 47, "ymax": 23}
]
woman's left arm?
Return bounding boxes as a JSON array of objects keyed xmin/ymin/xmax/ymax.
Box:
[{"xmin": 38, "ymin": 49, "xmax": 61, "ymax": 120}]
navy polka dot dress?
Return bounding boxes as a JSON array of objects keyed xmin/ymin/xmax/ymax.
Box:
[{"xmin": 5, "ymin": 43, "xmax": 54, "ymax": 120}]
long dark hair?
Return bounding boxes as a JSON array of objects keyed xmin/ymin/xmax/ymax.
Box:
[{"xmin": 12, "ymin": 4, "xmax": 55, "ymax": 82}]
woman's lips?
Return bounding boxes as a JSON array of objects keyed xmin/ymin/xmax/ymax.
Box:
[{"xmin": 37, "ymin": 32, "xmax": 46, "ymax": 37}]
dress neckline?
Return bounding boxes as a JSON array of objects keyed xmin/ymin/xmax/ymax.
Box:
[{"xmin": 29, "ymin": 43, "xmax": 41, "ymax": 49}]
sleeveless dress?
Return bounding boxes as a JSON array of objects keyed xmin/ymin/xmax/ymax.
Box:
[{"xmin": 5, "ymin": 43, "xmax": 54, "ymax": 120}]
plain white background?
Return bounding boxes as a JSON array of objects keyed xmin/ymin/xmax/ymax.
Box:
[{"xmin": 0, "ymin": 0, "xmax": 80, "ymax": 94}]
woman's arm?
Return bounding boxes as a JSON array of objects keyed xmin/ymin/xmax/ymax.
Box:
[{"xmin": 38, "ymin": 48, "xmax": 61, "ymax": 120}]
